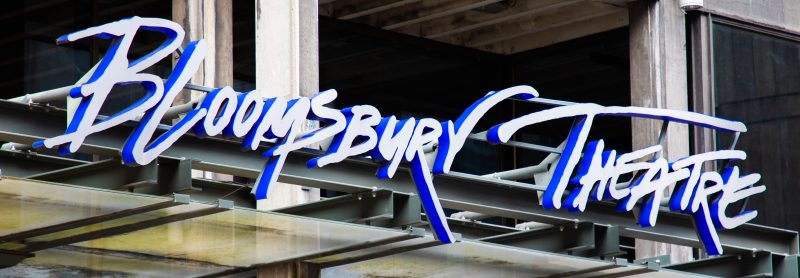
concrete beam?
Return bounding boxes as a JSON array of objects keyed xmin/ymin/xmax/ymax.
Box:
[
  {"xmin": 383, "ymin": 0, "xmax": 503, "ymax": 30},
  {"xmin": 422, "ymin": 0, "xmax": 581, "ymax": 39},
  {"xmin": 464, "ymin": 2, "xmax": 626, "ymax": 52},
  {"xmin": 336, "ymin": 0, "xmax": 420, "ymax": 20}
]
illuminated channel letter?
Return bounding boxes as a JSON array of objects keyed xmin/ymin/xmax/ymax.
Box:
[
  {"xmin": 407, "ymin": 118, "xmax": 454, "ymax": 243},
  {"xmin": 307, "ymin": 105, "xmax": 380, "ymax": 168},
  {"xmin": 372, "ymin": 116, "xmax": 415, "ymax": 179},
  {"xmin": 242, "ymin": 97, "xmax": 288, "ymax": 151},
  {"xmin": 711, "ymin": 166, "xmax": 764, "ymax": 229},
  {"xmin": 36, "ymin": 17, "xmax": 769, "ymax": 255},
  {"xmin": 434, "ymin": 85, "xmax": 538, "ymax": 174},
  {"xmin": 122, "ymin": 40, "xmax": 209, "ymax": 166},
  {"xmin": 669, "ymin": 150, "xmax": 746, "ymax": 213},
  {"xmin": 565, "ymin": 140, "xmax": 616, "ymax": 212},
  {"xmin": 34, "ymin": 17, "xmax": 183, "ymax": 155},
  {"xmin": 194, "ymin": 86, "xmax": 238, "ymax": 137},
  {"xmin": 293, "ymin": 90, "xmax": 346, "ymax": 150},
  {"xmin": 253, "ymin": 98, "xmax": 311, "ymax": 200},
  {"xmin": 223, "ymin": 90, "xmax": 264, "ymax": 138}
]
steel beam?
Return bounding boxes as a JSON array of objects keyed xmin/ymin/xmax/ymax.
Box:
[
  {"xmin": 479, "ymin": 223, "xmax": 623, "ymax": 258},
  {"xmin": 664, "ymin": 251, "xmax": 799, "ymax": 278},
  {"xmin": 0, "ymin": 100, "xmax": 796, "ymax": 256},
  {"xmin": 0, "ymin": 149, "xmax": 87, "ymax": 177},
  {"xmin": 590, "ymin": 225, "xmax": 625, "ymax": 259},
  {"xmin": 480, "ymin": 222, "xmax": 596, "ymax": 254},
  {"xmin": 275, "ymin": 190, "xmax": 421, "ymax": 227},
  {"xmin": 442, "ymin": 217, "xmax": 518, "ymax": 239},
  {"xmin": 26, "ymin": 158, "xmax": 158, "ymax": 190},
  {"xmin": 188, "ymin": 178, "xmax": 256, "ymax": 208},
  {"xmin": 25, "ymin": 156, "xmax": 193, "ymax": 195}
]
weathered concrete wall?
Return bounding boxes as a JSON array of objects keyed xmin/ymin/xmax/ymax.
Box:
[{"xmin": 705, "ymin": 0, "xmax": 800, "ymax": 33}]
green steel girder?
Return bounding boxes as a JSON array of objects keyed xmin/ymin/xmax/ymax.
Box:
[
  {"xmin": 0, "ymin": 149, "xmax": 87, "ymax": 177},
  {"xmin": 274, "ymin": 190, "xmax": 421, "ymax": 227},
  {"xmin": 187, "ymin": 178, "xmax": 257, "ymax": 208},
  {"xmin": 439, "ymin": 217, "xmax": 519, "ymax": 240},
  {"xmin": 480, "ymin": 222, "xmax": 610, "ymax": 255},
  {"xmin": 590, "ymin": 225, "xmax": 625, "ymax": 259},
  {"xmin": 476, "ymin": 222, "xmax": 624, "ymax": 259},
  {"xmin": 664, "ymin": 251, "xmax": 799, "ymax": 278},
  {"xmin": 25, "ymin": 157, "xmax": 193, "ymax": 195}
]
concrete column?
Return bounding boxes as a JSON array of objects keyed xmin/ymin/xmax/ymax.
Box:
[
  {"xmin": 255, "ymin": 0, "xmax": 321, "ymax": 210},
  {"xmin": 628, "ymin": 0, "xmax": 694, "ymax": 263},
  {"xmin": 215, "ymin": 0, "xmax": 234, "ymax": 88},
  {"xmin": 172, "ymin": 0, "xmax": 215, "ymax": 93},
  {"xmin": 174, "ymin": 0, "xmax": 234, "ymax": 182}
]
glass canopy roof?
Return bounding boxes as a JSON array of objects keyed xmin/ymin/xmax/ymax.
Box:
[{"xmin": 0, "ymin": 177, "xmax": 703, "ymax": 277}]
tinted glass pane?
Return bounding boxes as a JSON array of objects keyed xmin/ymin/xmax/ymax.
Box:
[{"xmin": 712, "ymin": 23, "xmax": 800, "ymax": 231}]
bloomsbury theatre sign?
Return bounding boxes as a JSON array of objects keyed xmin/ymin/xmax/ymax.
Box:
[{"xmin": 34, "ymin": 17, "xmax": 764, "ymax": 256}]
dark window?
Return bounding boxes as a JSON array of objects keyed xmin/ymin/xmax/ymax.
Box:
[
  {"xmin": 0, "ymin": 0, "xmax": 171, "ymax": 109},
  {"xmin": 712, "ymin": 22, "xmax": 800, "ymax": 231}
]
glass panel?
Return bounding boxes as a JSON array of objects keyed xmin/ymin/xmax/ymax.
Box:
[
  {"xmin": 0, "ymin": 178, "xmax": 165, "ymax": 237},
  {"xmin": 3, "ymin": 247, "xmax": 231, "ymax": 277},
  {"xmin": 321, "ymin": 239, "xmax": 700, "ymax": 277},
  {"xmin": 0, "ymin": 177, "xmax": 407, "ymax": 275},
  {"xmin": 0, "ymin": 178, "xmax": 703, "ymax": 276},
  {"xmin": 711, "ymin": 22, "xmax": 800, "ymax": 231}
]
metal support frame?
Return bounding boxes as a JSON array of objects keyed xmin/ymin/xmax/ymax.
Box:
[
  {"xmin": 592, "ymin": 226, "xmax": 626, "ymax": 259},
  {"xmin": 275, "ymin": 190, "xmax": 421, "ymax": 227},
  {"xmin": 664, "ymin": 251, "xmax": 799, "ymax": 278},
  {"xmin": 0, "ymin": 149, "xmax": 87, "ymax": 178},
  {"xmin": 25, "ymin": 157, "xmax": 193, "ymax": 195},
  {"xmin": 0, "ymin": 100, "xmax": 795, "ymax": 257},
  {"xmin": 187, "ymin": 178, "xmax": 256, "ymax": 208},
  {"xmin": 481, "ymin": 222, "xmax": 595, "ymax": 254},
  {"xmin": 441, "ymin": 217, "xmax": 518, "ymax": 239}
]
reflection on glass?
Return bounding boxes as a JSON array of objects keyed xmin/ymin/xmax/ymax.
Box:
[{"xmin": 712, "ymin": 23, "xmax": 800, "ymax": 231}]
